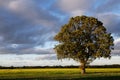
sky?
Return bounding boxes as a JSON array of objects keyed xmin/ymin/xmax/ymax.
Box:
[{"xmin": 0, "ymin": 0, "xmax": 120, "ymax": 67}]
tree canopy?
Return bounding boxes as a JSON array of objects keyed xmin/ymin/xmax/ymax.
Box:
[{"xmin": 54, "ymin": 15, "xmax": 114, "ymax": 74}]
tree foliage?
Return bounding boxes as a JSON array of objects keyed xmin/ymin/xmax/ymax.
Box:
[{"xmin": 54, "ymin": 16, "xmax": 114, "ymax": 72}]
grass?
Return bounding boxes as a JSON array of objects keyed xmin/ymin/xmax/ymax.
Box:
[{"xmin": 0, "ymin": 68, "xmax": 120, "ymax": 80}]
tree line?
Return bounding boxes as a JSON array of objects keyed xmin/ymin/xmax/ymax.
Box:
[{"xmin": 0, "ymin": 64, "xmax": 119, "ymax": 69}]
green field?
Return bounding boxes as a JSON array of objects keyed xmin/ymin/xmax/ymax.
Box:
[{"xmin": 0, "ymin": 68, "xmax": 120, "ymax": 80}]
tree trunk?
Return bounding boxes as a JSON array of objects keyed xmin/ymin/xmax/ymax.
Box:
[{"xmin": 80, "ymin": 62, "xmax": 86, "ymax": 74}]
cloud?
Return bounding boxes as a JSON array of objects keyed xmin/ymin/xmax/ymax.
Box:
[
  {"xmin": 112, "ymin": 37, "xmax": 120, "ymax": 56},
  {"xmin": 96, "ymin": 0, "xmax": 120, "ymax": 13},
  {"xmin": 35, "ymin": 54, "xmax": 57, "ymax": 60},
  {"xmin": 8, "ymin": 0, "xmax": 58, "ymax": 27},
  {"xmin": 70, "ymin": 10, "xmax": 86, "ymax": 17},
  {"xmin": 97, "ymin": 13, "xmax": 120, "ymax": 34},
  {"xmin": 53, "ymin": 0, "xmax": 96, "ymax": 13},
  {"xmin": 0, "ymin": 0, "xmax": 60, "ymax": 54},
  {"xmin": 0, "ymin": 0, "xmax": 119, "ymax": 57}
]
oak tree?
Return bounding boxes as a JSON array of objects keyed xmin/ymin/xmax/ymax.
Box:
[{"xmin": 54, "ymin": 15, "xmax": 114, "ymax": 74}]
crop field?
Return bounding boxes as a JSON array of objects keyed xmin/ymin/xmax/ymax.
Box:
[{"xmin": 0, "ymin": 68, "xmax": 120, "ymax": 80}]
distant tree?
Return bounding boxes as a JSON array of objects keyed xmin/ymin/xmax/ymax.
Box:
[{"xmin": 54, "ymin": 15, "xmax": 114, "ymax": 74}]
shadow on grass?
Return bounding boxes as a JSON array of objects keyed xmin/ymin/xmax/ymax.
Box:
[
  {"xmin": 2, "ymin": 76, "xmax": 120, "ymax": 80},
  {"xmin": 86, "ymin": 71, "xmax": 120, "ymax": 74},
  {"xmin": 74, "ymin": 76, "xmax": 120, "ymax": 80}
]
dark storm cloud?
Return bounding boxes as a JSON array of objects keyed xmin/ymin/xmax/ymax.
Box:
[
  {"xmin": 0, "ymin": 1, "xmax": 57, "ymax": 44},
  {"xmin": 0, "ymin": 8, "xmax": 35, "ymax": 44},
  {"xmin": 0, "ymin": 0, "xmax": 61, "ymax": 54}
]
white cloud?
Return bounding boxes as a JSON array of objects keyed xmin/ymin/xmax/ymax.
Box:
[
  {"xmin": 57, "ymin": 0, "xmax": 95, "ymax": 12},
  {"xmin": 8, "ymin": 0, "xmax": 22, "ymax": 11},
  {"xmin": 91, "ymin": 56, "xmax": 120, "ymax": 65},
  {"xmin": 114, "ymin": 37, "xmax": 120, "ymax": 45},
  {"xmin": 112, "ymin": 37, "xmax": 120, "ymax": 55},
  {"xmin": 70, "ymin": 10, "xmax": 86, "ymax": 17}
]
